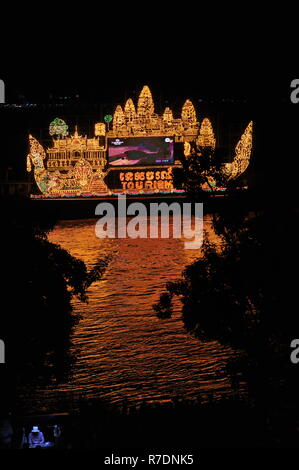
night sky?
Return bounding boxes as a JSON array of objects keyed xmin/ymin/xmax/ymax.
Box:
[{"xmin": 1, "ymin": 70, "xmax": 293, "ymax": 105}]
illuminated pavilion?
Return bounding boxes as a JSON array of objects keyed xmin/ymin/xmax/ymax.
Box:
[{"xmin": 26, "ymin": 85, "xmax": 253, "ymax": 197}]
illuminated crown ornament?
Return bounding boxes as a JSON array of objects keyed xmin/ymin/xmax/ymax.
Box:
[
  {"xmin": 49, "ymin": 118, "xmax": 68, "ymax": 137},
  {"xmin": 137, "ymin": 85, "xmax": 154, "ymax": 117},
  {"xmin": 95, "ymin": 122, "xmax": 106, "ymax": 136},
  {"xmin": 196, "ymin": 118, "xmax": 216, "ymax": 149},
  {"xmin": 72, "ymin": 158, "xmax": 93, "ymax": 188},
  {"xmin": 181, "ymin": 99, "xmax": 197, "ymax": 123},
  {"xmin": 124, "ymin": 98, "xmax": 136, "ymax": 121}
]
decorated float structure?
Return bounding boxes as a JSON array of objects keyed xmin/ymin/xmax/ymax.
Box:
[{"xmin": 26, "ymin": 86, "xmax": 253, "ymax": 197}]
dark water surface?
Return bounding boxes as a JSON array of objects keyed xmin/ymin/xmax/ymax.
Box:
[{"xmin": 20, "ymin": 216, "xmax": 246, "ymax": 414}]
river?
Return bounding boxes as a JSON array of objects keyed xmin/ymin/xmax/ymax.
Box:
[{"xmin": 20, "ymin": 215, "xmax": 246, "ymax": 414}]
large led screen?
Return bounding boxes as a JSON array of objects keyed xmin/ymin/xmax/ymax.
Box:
[{"xmin": 108, "ymin": 136, "xmax": 174, "ymax": 166}]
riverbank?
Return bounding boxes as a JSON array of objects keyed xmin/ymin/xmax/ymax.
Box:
[
  {"xmin": 4, "ymin": 395, "xmax": 299, "ymax": 449},
  {"xmin": 27, "ymin": 189, "xmax": 253, "ymax": 220}
]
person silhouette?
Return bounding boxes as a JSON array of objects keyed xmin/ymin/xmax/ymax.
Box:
[{"xmin": 28, "ymin": 426, "xmax": 45, "ymax": 448}]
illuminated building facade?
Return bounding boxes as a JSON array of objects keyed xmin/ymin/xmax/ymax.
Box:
[{"xmin": 27, "ymin": 85, "xmax": 253, "ymax": 197}]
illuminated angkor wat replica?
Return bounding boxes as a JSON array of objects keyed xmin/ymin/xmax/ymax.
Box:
[
  {"xmin": 111, "ymin": 86, "xmax": 198, "ymax": 141},
  {"xmin": 26, "ymin": 85, "xmax": 253, "ymax": 197}
]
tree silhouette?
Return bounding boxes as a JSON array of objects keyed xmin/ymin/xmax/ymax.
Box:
[
  {"xmin": 173, "ymin": 143, "xmax": 228, "ymax": 196},
  {"xmin": 0, "ymin": 198, "xmax": 111, "ymax": 412},
  {"xmin": 154, "ymin": 203, "xmax": 299, "ymax": 404}
]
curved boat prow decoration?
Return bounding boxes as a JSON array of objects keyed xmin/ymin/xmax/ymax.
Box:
[
  {"xmin": 224, "ymin": 121, "xmax": 253, "ymax": 181},
  {"xmin": 27, "ymin": 135, "xmax": 61, "ymax": 194}
]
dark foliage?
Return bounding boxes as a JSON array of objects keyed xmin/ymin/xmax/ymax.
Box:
[
  {"xmin": 0, "ymin": 198, "xmax": 111, "ymax": 412},
  {"xmin": 154, "ymin": 202, "xmax": 299, "ymax": 406},
  {"xmin": 172, "ymin": 144, "xmax": 229, "ymax": 196}
]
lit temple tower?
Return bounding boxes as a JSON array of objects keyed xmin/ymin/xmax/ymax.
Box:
[
  {"xmin": 137, "ymin": 85, "xmax": 154, "ymax": 117},
  {"xmin": 124, "ymin": 98, "xmax": 136, "ymax": 122},
  {"xmin": 113, "ymin": 105, "xmax": 125, "ymax": 131},
  {"xmin": 163, "ymin": 107, "xmax": 174, "ymax": 125},
  {"xmin": 181, "ymin": 99, "xmax": 197, "ymax": 124},
  {"xmin": 196, "ymin": 118, "xmax": 216, "ymax": 149}
]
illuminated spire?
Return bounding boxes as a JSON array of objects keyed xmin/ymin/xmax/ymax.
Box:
[
  {"xmin": 137, "ymin": 85, "xmax": 154, "ymax": 117},
  {"xmin": 196, "ymin": 118, "xmax": 216, "ymax": 149},
  {"xmin": 181, "ymin": 99, "xmax": 197, "ymax": 123},
  {"xmin": 227, "ymin": 121, "xmax": 253, "ymax": 180},
  {"xmin": 113, "ymin": 105, "xmax": 125, "ymax": 130},
  {"xmin": 124, "ymin": 98, "xmax": 136, "ymax": 121},
  {"xmin": 163, "ymin": 107, "xmax": 173, "ymax": 124}
]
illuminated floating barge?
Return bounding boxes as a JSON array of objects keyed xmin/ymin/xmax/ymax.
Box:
[{"xmin": 27, "ymin": 86, "xmax": 253, "ymax": 199}]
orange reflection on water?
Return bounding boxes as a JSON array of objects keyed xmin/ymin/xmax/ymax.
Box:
[{"xmin": 28, "ymin": 215, "xmax": 244, "ymax": 412}]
